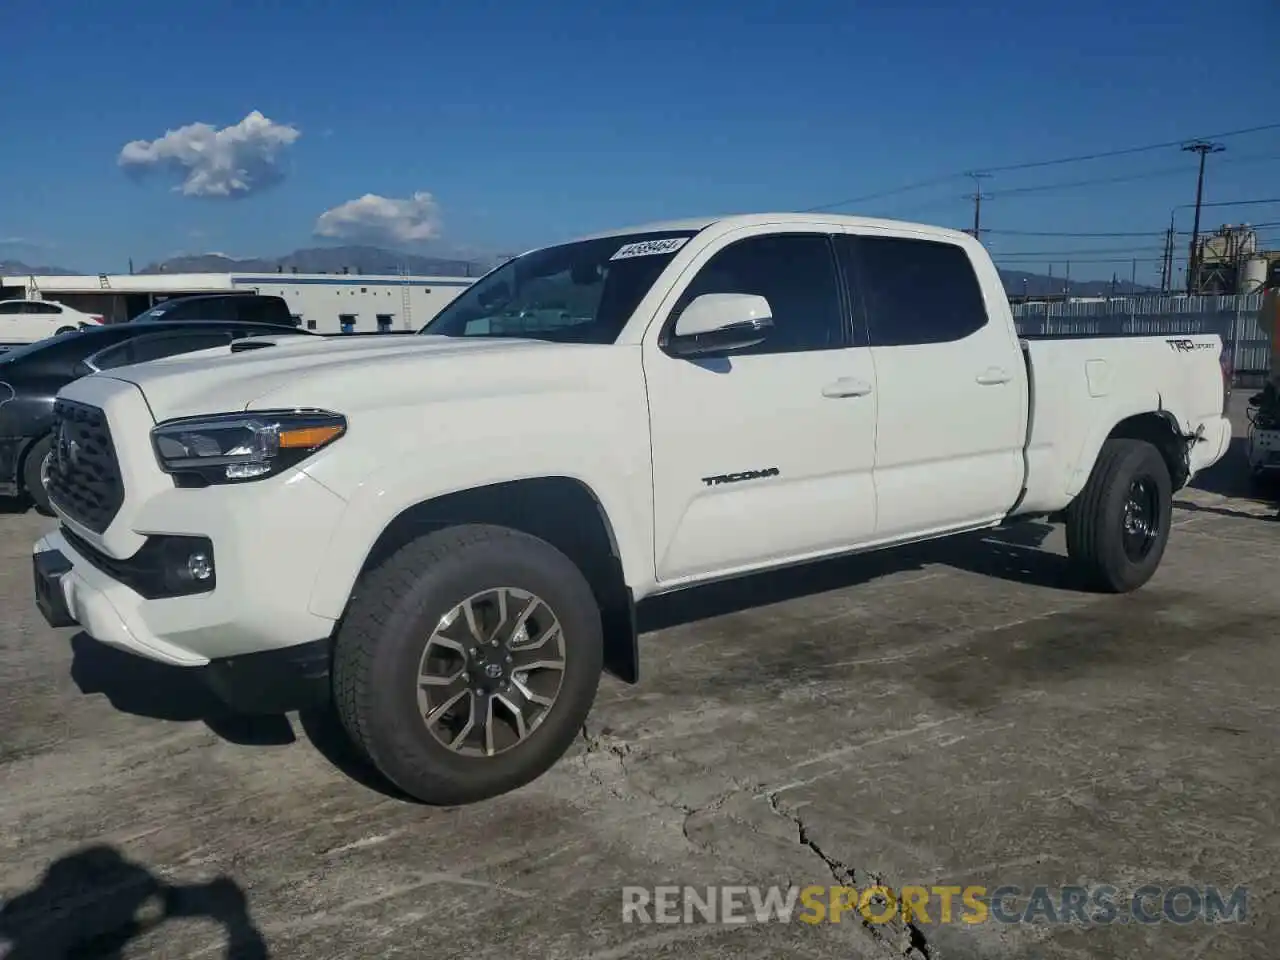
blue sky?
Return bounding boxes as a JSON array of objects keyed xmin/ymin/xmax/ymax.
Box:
[{"xmin": 2, "ymin": 0, "xmax": 1279, "ymax": 283}]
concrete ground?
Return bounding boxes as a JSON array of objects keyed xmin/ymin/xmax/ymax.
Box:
[{"xmin": 1, "ymin": 397, "xmax": 1277, "ymax": 959}]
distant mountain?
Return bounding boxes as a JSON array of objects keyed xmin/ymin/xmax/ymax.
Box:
[
  {"xmin": 139, "ymin": 245, "xmax": 494, "ymax": 278},
  {"xmin": 998, "ymin": 268, "xmax": 1156, "ymax": 298},
  {"xmin": 0, "ymin": 259, "xmax": 78, "ymax": 276},
  {"xmin": 8, "ymin": 248, "xmax": 1157, "ymax": 300}
]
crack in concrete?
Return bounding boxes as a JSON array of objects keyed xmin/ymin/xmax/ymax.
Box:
[
  {"xmin": 766, "ymin": 791, "xmax": 936, "ymax": 960},
  {"xmin": 579, "ymin": 719, "xmax": 935, "ymax": 957},
  {"xmin": 578, "ymin": 722, "xmax": 763, "ymax": 853}
]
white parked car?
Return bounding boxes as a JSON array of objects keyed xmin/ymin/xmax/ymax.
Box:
[
  {"xmin": 0, "ymin": 299, "xmax": 104, "ymax": 345},
  {"xmin": 32, "ymin": 213, "xmax": 1232, "ymax": 806}
]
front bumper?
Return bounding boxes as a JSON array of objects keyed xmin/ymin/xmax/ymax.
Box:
[
  {"xmin": 34, "ymin": 532, "xmax": 335, "ymax": 714},
  {"xmin": 36, "ymin": 462, "xmax": 347, "ymax": 666}
]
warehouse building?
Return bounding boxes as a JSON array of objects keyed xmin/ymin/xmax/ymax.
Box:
[{"xmin": 0, "ymin": 271, "xmax": 476, "ymax": 334}]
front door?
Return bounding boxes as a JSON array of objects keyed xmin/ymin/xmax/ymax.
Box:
[{"xmin": 643, "ymin": 228, "xmax": 879, "ymax": 584}]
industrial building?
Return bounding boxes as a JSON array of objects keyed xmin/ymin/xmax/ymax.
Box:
[
  {"xmin": 0, "ymin": 271, "xmax": 476, "ymax": 334},
  {"xmin": 1189, "ymin": 224, "xmax": 1280, "ymax": 295}
]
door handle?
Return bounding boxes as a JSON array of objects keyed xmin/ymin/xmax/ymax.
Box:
[
  {"xmin": 821, "ymin": 377, "xmax": 873, "ymax": 398},
  {"xmin": 975, "ymin": 367, "xmax": 1012, "ymax": 385}
]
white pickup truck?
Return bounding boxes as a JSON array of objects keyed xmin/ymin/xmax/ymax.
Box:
[{"xmin": 32, "ymin": 213, "xmax": 1231, "ymax": 805}]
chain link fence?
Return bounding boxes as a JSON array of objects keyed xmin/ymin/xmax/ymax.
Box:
[{"xmin": 1011, "ymin": 294, "xmax": 1270, "ymax": 384}]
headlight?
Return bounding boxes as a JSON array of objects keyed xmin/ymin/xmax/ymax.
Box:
[{"xmin": 151, "ymin": 409, "xmax": 346, "ymax": 485}]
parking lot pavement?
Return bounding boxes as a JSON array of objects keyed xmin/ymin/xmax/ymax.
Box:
[{"xmin": 2, "ymin": 427, "xmax": 1277, "ymax": 958}]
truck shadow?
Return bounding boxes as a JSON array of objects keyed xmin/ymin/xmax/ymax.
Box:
[
  {"xmin": 1189, "ymin": 436, "xmax": 1280, "ymax": 505},
  {"xmin": 67, "ymin": 634, "xmax": 411, "ymax": 802},
  {"xmin": 0, "ymin": 844, "xmax": 268, "ymax": 959},
  {"xmin": 637, "ymin": 520, "xmax": 1073, "ymax": 632},
  {"xmin": 68, "ymin": 634, "xmax": 296, "ymax": 747},
  {"xmin": 66, "ymin": 522, "xmax": 1080, "ymax": 799}
]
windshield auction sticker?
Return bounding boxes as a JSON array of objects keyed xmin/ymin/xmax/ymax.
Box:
[{"xmin": 610, "ymin": 237, "xmax": 689, "ymax": 260}]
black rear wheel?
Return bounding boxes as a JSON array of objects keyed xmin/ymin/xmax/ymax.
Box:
[{"xmin": 1066, "ymin": 438, "xmax": 1173, "ymax": 593}]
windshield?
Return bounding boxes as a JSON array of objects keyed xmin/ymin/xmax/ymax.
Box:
[
  {"xmin": 420, "ymin": 230, "xmax": 696, "ymax": 343},
  {"xmin": 131, "ymin": 301, "xmax": 180, "ymax": 322}
]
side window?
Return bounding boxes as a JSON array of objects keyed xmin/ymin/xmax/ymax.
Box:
[
  {"xmin": 667, "ymin": 233, "xmax": 845, "ymax": 355},
  {"xmin": 847, "ymin": 236, "xmax": 988, "ymax": 347},
  {"xmin": 236, "ymin": 298, "xmax": 288, "ymax": 323},
  {"xmin": 261, "ymin": 299, "xmax": 293, "ymax": 324},
  {"xmin": 0, "ymin": 302, "xmax": 23, "ymax": 315},
  {"xmin": 87, "ymin": 332, "xmax": 234, "ymax": 371},
  {"xmin": 25, "ymin": 301, "xmax": 60, "ymax": 314}
]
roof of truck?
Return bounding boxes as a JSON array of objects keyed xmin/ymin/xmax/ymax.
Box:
[{"xmin": 571, "ymin": 212, "xmax": 972, "ymax": 245}]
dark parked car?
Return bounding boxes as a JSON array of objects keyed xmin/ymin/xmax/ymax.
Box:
[
  {"xmin": 0, "ymin": 320, "xmax": 313, "ymax": 513},
  {"xmin": 130, "ymin": 293, "xmax": 298, "ymax": 327}
]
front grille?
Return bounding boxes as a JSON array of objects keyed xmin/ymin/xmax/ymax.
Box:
[{"xmin": 45, "ymin": 399, "xmax": 124, "ymax": 534}]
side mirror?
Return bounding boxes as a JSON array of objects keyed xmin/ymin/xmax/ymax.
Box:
[{"xmin": 668, "ymin": 293, "xmax": 773, "ymax": 357}]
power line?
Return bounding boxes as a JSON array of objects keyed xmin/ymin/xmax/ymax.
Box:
[
  {"xmin": 1176, "ymin": 219, "xmax": 1280, "ymax": 235},
  {"xmin": 994, "ymin": 245, "xmax": 1169, "ymax": 258},
  {"xmin": 1178, "ymin": 197, "xmax": 1280, "ymax": 210},
  {"xmin": 983, "ymin": 153, "xmax": 1280, "ymax": 200},
  {"xmin": 801, "ymin": 121, "xmax": 1280, "ymax": 212},
  {"xmin": 994, "ymin": 255, "xmax": 1178, "ymax": 265},
  {"xmin": 985, "ymin": 165, "xmax": 1190, "ymax": 199},
  {"xmin": 986, "ymin": 228, "xmax": 1164, "ymax": 238}
]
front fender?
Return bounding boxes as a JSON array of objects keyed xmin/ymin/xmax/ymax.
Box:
[{"xmin": 301, "ymin": 401, "xmax": 655, "ymax": 622}]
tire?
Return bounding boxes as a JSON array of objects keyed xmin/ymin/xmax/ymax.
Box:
[
  {"xmin": 1065, "ymin": 438, "xmax": 1172, "ymax": 593},
  {"xmin": 332, "ymin": 524, "xmax": 603, "ymax": 805},
  {"xmin": 22, "ymin": 435, "xmax": 54, "ymax": 516}
]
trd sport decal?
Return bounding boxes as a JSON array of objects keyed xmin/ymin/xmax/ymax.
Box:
[
  {"xmin": 701, "ymin": 467, "xmax": 781, "ymax": 487},
  {"xmin": 1166, "ymin": 338, "xmax": 1214, "ymax": 352}
]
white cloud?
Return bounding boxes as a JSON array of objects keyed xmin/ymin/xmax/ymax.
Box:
[
  {"xmin": 118, "ymin": 110, "xmax": 301, "ymax": 199},
  {"xmin": 313, "ymin": 192, "xmax": 442, "ymax": 245}
]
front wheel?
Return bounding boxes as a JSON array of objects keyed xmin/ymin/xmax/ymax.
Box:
[
  {"xmin": 22, "ymin": 435, "xmax": 54, "ymax": 515},
  {"xmin": 333, "ymin": 524, "xmax": 603, "ymax": 805},
  {"xmin": 1065, "ymin": 438, "xmax": 1172, "ymax": 593}
]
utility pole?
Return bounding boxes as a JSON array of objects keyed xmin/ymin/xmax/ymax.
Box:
[
  {"xmin": 1182, "ymin": 140, "xmax": 1225, "ymax": 295},
  {"xmin": 1160, "ymin": 215, "xmax": 1176, "ymax": 294},
  {"xmin": 1131, "ymin": 257, "xmax": 1137, "ymax": 292},
  {"xmin": 965, "ymin": 171, "xmax": 991, "ymax": 241}
]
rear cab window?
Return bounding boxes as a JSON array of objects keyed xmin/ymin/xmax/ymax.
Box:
[{"xmin": 840, "ymin": 235, "xmax": 989, "ymax": 346}]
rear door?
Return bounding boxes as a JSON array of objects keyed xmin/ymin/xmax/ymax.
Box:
[
  {"xmin": 840, "ymin": 232, "xmax": 1026, "ymax": 539},
  {"xmin": 25, "ymin": 301, "xmax": 67, "ymax": 336}
]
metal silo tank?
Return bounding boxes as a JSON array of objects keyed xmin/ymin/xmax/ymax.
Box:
[{"xmin": 1239, "ymin": 255, "xmax": 1269, "ymax": 294}]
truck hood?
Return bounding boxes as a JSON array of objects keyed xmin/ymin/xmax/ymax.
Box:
[{"xmin": 93, "ymin": 334, "xmax": 561, "ymax": 423}]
